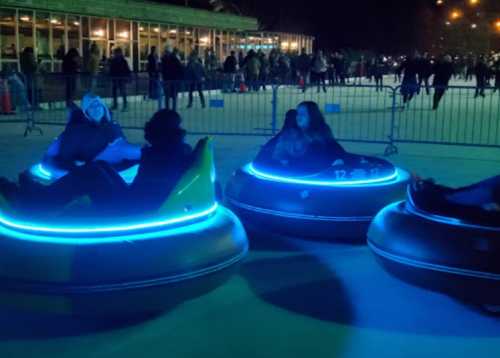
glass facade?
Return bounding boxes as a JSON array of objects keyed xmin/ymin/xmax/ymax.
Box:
[{"xmin": 0, "ymin": 6, "xmax": 314, "ymax": 72}]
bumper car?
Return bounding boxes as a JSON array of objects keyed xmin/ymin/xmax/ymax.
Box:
[
  {"xmin": 225, "ymin": 154, "xmax": 410, "ymax": 241},
  {"xmin": 368, "ymin": 189, "xmax": 500, "ymax": 307},
  {"xmin": 0, "ymin": 138, "xmax": 248, "ymax": 316}
]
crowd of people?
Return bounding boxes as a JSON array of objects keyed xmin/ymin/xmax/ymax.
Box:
[{"xmin": 2, "ymin": 42, "xmax": 499, "ymax": 115}]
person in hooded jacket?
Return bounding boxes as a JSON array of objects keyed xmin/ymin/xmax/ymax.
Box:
[
  {"xmin": 44, "ymin": 93, "xmax": 140, "ymax": 171},
  {"xmin": 0, "ymin": 109, "xmax": 192, "ymax": 216}
]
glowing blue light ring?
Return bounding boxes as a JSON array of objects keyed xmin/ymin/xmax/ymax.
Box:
[
  {"xmin": 245, "ymin": 163, "xmax": 401, "ymax": 187},
  {"xmin": 31, "ymin": 163, "xmax": 139, "ymax": 185},
  {"xmin": 0, "ymin": 202, "xmax": 218, "ymax": 236}
]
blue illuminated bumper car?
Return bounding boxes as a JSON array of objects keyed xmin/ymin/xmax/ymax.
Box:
[
  {"xmin": 0, "ymin": 139, "xmax": 248, "ymax": 316},
  {"xmin": 225, "ymin": 155, "xmax": 410, "ymax": 241},
  {"xmin": 368, "ymin": 188, "xmax": 500, "ymax": 306}
]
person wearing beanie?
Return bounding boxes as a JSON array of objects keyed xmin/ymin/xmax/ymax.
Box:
[
  {"xmin": 0, "ymin": 109, "xmax": 193, "ymax": 216},
  {"xmin": 44, "ymin": 93, "xmax": 140, "ymax": 171}
]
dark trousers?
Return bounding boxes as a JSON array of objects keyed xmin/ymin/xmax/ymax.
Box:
[
  {"xmin": 375, "ymin": 75, "xmax": 383, "ymax": 91},
  {"xmin": 313, "ymin": 72, "xmax": 327, "ymax": 92},
  {"xmin": 24, "ymin": 73, "xmax": 37, "ymax": 106},
  {"xmin": 112, "ymin": 79, "xmax": 128, "ymax": 108},
  {"xmin": 18, "ymin": 162, "xmax": 127, "ymax": 213},
  {"xmin": 433, "ymin": 87, "xmax": 447, "ymax": 109},
  {"xmin": 163, "ymin": 82, "xmax": 179, "ymax": 111},
  {"xmin": 188, "ymin": 82, "xmax": 205, "ymax": 108},
  {"xmin": 148, "ymin": 72, "xmax": 159, "ymax": 99},
  {"xmin": 418, "ymin": 75, "xmax": 430, "ymax": 95},
  {"xmin": 475, "ymin": 77, "xmax": 486, "ymax": 97},
  {"xmin": 65, "ymin": 75, "xmax": 77, "ymax": 106}
]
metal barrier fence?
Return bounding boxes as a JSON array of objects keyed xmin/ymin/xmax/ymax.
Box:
[{"xmin": 0, "ymin": 73, "xmax": 499, "ymax": 154}]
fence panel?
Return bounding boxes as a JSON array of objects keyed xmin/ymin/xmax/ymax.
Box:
[
  {"xmin": 393, "ymin": 85, "xmax": 500, "ymax": 148},
  {"xmin": 2, "ymin": 72, "xmax": 499, "ymax": 153}
]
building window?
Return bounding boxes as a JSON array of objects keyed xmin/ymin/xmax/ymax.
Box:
[
  {"xmin": 52, "ymin": 14, "xmax": 65, "ymax": 59},
  {"xmin": 68, "ymin": 15, "xmax": 81, "ymax": 52},
  {"xmin": 18, "ymin": 10, "xmax": 34, "ymax": 51},
  {"xmin": 115, "ymin": 20, "xmax": 131, "ymax": 58},
  {"xmin": 0, "ymin": 8, "xmax": 17, "ymax": 60}
]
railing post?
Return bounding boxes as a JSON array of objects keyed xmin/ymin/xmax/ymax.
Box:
[
  {"xmin": 157, "ymin": 79, "xmax": 163, "ymax": 111},
  {"xmin": 384, "ymin": 86, "xmax": 398, "ymax": 156},
  {"xmin": 271, "ymin": 84, "xmax": 278, "ymax": 136}
]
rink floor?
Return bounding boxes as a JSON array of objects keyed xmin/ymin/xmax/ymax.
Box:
[{"xmin": 0, "ymin": 99, "xmax": 499, "ymax": 358}]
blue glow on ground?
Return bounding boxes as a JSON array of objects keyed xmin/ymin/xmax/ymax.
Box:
[
  {"xmin": 0, "ymin": 204, "xmax": 226, "ymax": 245},
  {"xmin": 31, "ymin": 163, "xmax": 139, "ymax": 185},
  {"xmin": 244, "ymin": 162, "xmax": 401, "ymax": 187},
  {"xmin": 0, "ymin": 202, "xmax": 218, "ymax": 238}
]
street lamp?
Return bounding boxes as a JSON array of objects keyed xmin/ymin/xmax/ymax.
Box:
[
  {"xmin": 468, "ymin": 0, "xmax": 479, "ymax": 6},
  {"xmin": 495, "ymin": 20, "xmax": 500, "ymax": 32},
  {"xmin": 450, "ymin": 10, "xmax": 462, "ymax": 20}
]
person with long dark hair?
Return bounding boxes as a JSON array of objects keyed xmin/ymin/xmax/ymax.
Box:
[{"xmin": 255, "ymin": 101, "xmax": 345, "ymax": 174}]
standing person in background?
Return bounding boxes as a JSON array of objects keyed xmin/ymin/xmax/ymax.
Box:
[
  {"xmin": 161, "ymin": 47, "xmax": 184, "ymax": 111},
  {"xmin": 245, "ymin": 50, "xmax": 261, "ymax": 91},
  {"xmin": 223, "ymin": 50, "xmax": 238, "ymax": 93},
  {"xmin": 474, "ymin": 55, "xmax": 489, "ymax": 99},
  {"xmin": 109, "ymin": 47, "xmax": 131, "ymax": 112},
  {"xmin": 400, "ymin": 53, "xmax": 419, "ymax": 108},
  {"xmin": 432, "ymin": 54, "xmax": 454, "ymax": 110},
  {"xmin": 374, "ymin": 55, "xmax": 385, "ymax": 92},
  {"xmin": 311, "ymin": 50, "xmax": 328, "ymax": 93},
  {"xmin": 296, "ymin": 48, "xmax": 311, "ymax": 92},
  {"xmin": 333, "ymin": 52, "xmax": 346, "ymax": 85},
  {"xmin": 87, "ymin": 42, "xmax": 100, "ymax": 92},
  {"xmin": 238, "ymin": 50, "xmax": 245, "ymax": 70},
  {"xmin": 492, "ymin": 58, "xmax": 500, "ymax": 94},
  {"xmin": 147, "ymin": 46, "xmax": 160, "ymax": 100},
  {"xmin": 20, "ymin": 47, "xmax": 38, "ymax": 107},
  {"xmin": 62, "ymin": 48, "xmax": 81, "ymax": 107},
  {"xmin": 417, "ymin": 52, "xmax": 433, "ymax": 95},
  {"xmin": 465, "ymin": 55, "xmax": 475, "ymax": 82},
  {"xmin": 186, "ymin": 51, "xmax": 206, "ymax": 109},
  {"xmin": 278, "ymin": 52, "xmax": 291, "ymax": 84},
  {"xmin": 258, "ymin": 50, "xmax": 269, "ymax": 91},
  {"xmin": 356, "ymin": 55, "xmax": 366, "ymax": 85}
]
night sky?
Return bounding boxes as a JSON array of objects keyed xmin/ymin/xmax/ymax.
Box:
[{"xmin": 153, "ymin": 0, "xmax": 497, "ymax": 54}]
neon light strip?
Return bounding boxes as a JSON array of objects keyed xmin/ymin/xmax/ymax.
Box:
[
  {"xmin": 245, "ymin": 163, "xmax": 401, "ymax": 187},
  {"xmin": 37, "ymin": 164, "xmax": 53, "ymax": 179},
  {"xmin": 228, "ymin": 197, "xmax": 372, "ymax": 222},
  {"xmin": 369, "ymin": 240, "xmax": 500, "ymax": 280},
  {"xmin": 32, "ymin": 163, "xmax": 139, "ymax": 185},
  {"xmin": 0, "ymin": 203, "xmax": 218, "ymax": 236}
]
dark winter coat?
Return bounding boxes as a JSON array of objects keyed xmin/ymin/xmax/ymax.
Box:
[{"xmin": 161, "ymin": 53, "xmax": 184, "ymax": 81}]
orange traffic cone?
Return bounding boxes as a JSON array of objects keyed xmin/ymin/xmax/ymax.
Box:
[{"xmin": 0, "ymin": 79, "xmax": 13, "ymax": 115}]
